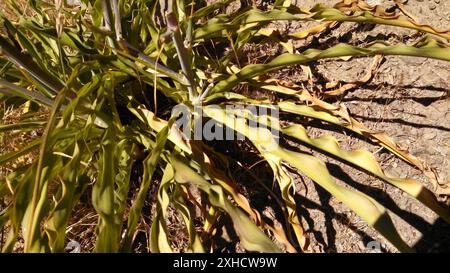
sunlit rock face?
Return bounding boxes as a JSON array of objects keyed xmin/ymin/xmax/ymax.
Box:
[
  {"xmin": 66, "ymin": 0, "xmax": 81, "ymax": 6},
  {"xmin": 365, "ymin": 0, "xmax": 383, "ymax": 6}
]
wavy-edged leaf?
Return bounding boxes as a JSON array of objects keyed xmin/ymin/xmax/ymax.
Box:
[
  {"xmin": 0, "ymin": 79, "xmax": 54, "ymax": 106},
  {"xmin": 0, "ymin": 120, "xmax": 46, "ymax": 133},
  {"xmin": 194, "ymin": 3, "xmax": 450, "ymax": 41},
  {"xmin": 171, "ymin": 154, "xmax": 281, "ymax": 253},
  {"xmin": 123, "ymin": 121, "xmax": 172, "ymax": 252},
  {"xmin": 92, "ymin": 128, "xmax": 121, "ymax": 252},
  {"xmin": 44, "ymin": 142, "xmax": 83, "ymax": 252},
  {"xmin": 282, "ymin": 123, "xmax": 450, "ymax": 223},
  {"xmin": 209, "ymin": 37, "xmax": 450, "ymax": 95},
  {"xmin": 204, "ymin": 106, "xmax": 413, "ymax": 252},
  {"xmin": 277, "ymin": 100, "xmax": 438, "ymax": 187},
  {"xmin": 150, "ymin": 163, "xmax": 175, "ymax": 253}
]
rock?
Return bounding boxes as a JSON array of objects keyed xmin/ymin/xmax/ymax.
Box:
[
  {"xmin": 423, "ymin": 131, "xmax": 437, "ymax": 140},
  {"xmin": 225, "ymin": 0, "xmax": 241, "ymax": 15},
  {"xmin": 365, "ymin": 0, "xmax": 382, "ymax": 6},
  {"xmin": 429, "ymin": 4, "xmax": 436, "ymax": 10},
  {"xmin": 66, "ymin": 0, "xmax": 81, "ymax": 6}
]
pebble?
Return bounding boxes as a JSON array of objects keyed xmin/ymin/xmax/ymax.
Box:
[
  {"xmin": 429, "ymin": 4, "xmax": 436, "ymax": 10},
  {"xmin": 365, "ymin": 0, "xmax": 382, "ymax": 5},
  {"xmin": 423, "ymin": 131, "xmax": 436, "ymax": 140},
  {"xmin": 67, "ymin": 0, "xmax": 81, "ymax": 5}
]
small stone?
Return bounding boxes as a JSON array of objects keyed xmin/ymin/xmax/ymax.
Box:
[
  {"xmin": 434, "ymin": 0, "xmax": 440, "ymax": 4},
  {"xmin": 446, "ymin": 176, "xmax": 450, "ymax": 185},
  {"xmin": 366, "ymin": 0, "xmax": 382, "ymax": 6},
  {"xmin": 429, "ymin": 4, "xmax": 436, "ymax": 10},
  {"xmin": 66, "ymin": 0, "xmax": 81, "ymax": 6},
  {"xmin": 423, "ymin": 131, "xmax": 436, "ymax": 140}
]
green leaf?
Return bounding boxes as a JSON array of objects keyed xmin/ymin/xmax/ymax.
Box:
[{"xmin": 171, "ymin": 154, "xmax": 281, "ymax": 253}]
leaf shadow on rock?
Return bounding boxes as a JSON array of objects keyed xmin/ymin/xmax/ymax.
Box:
[{"xmin": 326, "ymin": 162, "xmax": 450, "ymax": 253}]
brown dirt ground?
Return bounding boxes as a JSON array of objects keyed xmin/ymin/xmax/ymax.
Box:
[
  {"xmin": 276, "ymin": 0, "xmax": 450, "ymax": 253},
  {"xmin": 228, "ymin": 0, "xmax": 450, "ymax": 253}
]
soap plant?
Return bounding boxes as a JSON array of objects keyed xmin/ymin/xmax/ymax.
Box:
[{"xmin": 0, "ymin": 0, "xmax": 449, "ymax": 253}]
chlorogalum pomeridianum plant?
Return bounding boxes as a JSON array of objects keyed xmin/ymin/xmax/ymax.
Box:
[{"xmin": 0, "ymin": 0, "xmax": 449, "ymax": 253}]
